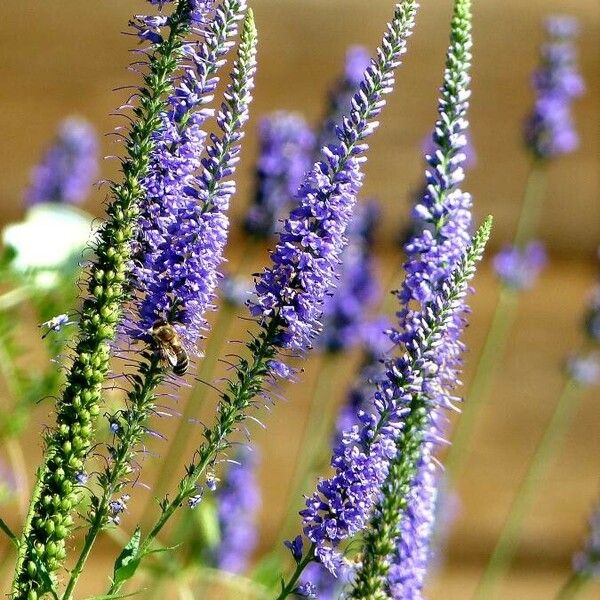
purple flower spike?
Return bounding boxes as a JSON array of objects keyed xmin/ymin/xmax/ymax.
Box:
[
  {"xmin": 317, "ymin": 46, "xmax": 372, "ymax": 151},
  {"xmin": 129, "ymin": 1, "xmax": 254, "ymax": 354},
  {"xmin": 319, "ymin": 206, "xmax": 381, "ymax": 353},
  {"xmin": 573, "ymin": 503, "xmax": 600, "ymax": 577},
  {"xmin": 244, "ymin": 112, "xmax": 314, "ymax": 238},
  {"xmin": 524, "ymin": 14, "xmax": 584, "ymax": 159},
  {"xmin": 212, "ymin": 447, "xmax": 260, "ymax": 573},
  {"xmin": 585, "ymin": 281, "xmax": 600, "ymax": 343},
  {"xmin": 250, "ymin": 2, "xmax": 418, "ymax": 353},
  {"xmin": 26, "ymin": 117, "xmax": 98, "ymax": 206},
  {"xmin": 493, "ymin": 241, "xmax": 547, "ymax": 290}
]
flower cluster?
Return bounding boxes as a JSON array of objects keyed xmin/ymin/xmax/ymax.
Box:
[
  {"xmin": 346, "ymin": 1, "xmax": 476, "ymax": 595},
  {"xmin": 319, "ymin": 202, "xmax": 381, "ymax": 353},
  {"xmin": 244, "ymin": 112, "xmax": 314, "ymax": 238},
  {"xmin": 301, "ymin": 220, "xmax": 490, "ymax": 578},
  {"xmin": 523, "ymin": 15, "xmax": 584, "ymax": 159},
  {"xmin": 211, "ymin": 447, "xmax": 260, "ymax": 573},
  {"xmin": 25, "ymin": 117, "xmax": 98, "ymax": 206},
  {"xmin": 316, "ymin": 46, "xmax": 371, "ymax": 151},
  {"xmin": 493, "ymin": 241, "xmax": 547, "ymax": 290},
  {"xmin": 573, "ymin": 502, "xmax": 600, "ymax": 577},
  {"xmin": 250, "ymin": 2, "xmax": 418, "ymax": 353},
  {"xmin": 130, "ymin": 0, "xmax": 252, "ymax": 353}
]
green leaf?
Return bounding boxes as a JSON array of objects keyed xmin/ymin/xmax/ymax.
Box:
[
  {"xmin": 83, "ymin": 592, "xmax": 140, "ymax": 600},
  {"xmin": 251, "ymin": 552, "xmax": 285, "ymax": 590},
  {"xmin": 196, "ymin": 500, "xmax": 220, "ymax": 549},
  {"xmin": 112, "ymin": 527, "xmax": 142, "ymax": 587},
  {"xmin": 0, "ymin": 515, "xmax": 17, "ymax": 546}
]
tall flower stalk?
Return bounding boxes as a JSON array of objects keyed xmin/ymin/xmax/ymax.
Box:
[
  {"xmin": 474, "ymin": 255, "xmax": 600, "ymax": 599},
  {"xmin": 287, "ymin": 220, "xmax": 491, "ymax": 599},
  {"xmin": 347, "ymin": 1, "xmax": 476, "ymax": 596},
  {"xmin": 11, "ymin": 2, "xmax": 200, "ymax": 597},
  {"xmin": 61, "ymin": 4, "xmax": 255, "ymax": 597},
  {"xmin": 102, "ymin": 3, "xmax": 419, "ymax": 596},
  {"xmin": 446, "ymin": 13, "xmax": 584, "ymax": 481}
]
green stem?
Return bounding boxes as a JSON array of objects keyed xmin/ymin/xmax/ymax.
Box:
[
  {"xmin": 275, "ymin": 545, "xmax": 316, "ymax": 600},
  {"xmin": 61, "ymin": 355, "xmax": 164, "ymax": 600},
  {"xmin": 556, "ymin": 571, "xmax": 591, "ymax": 600},
  {"xmin": 513, "ymin": 159, "xmax": 547, "ymax": 249},
  {"xmin": 142, "ymin": 301, "xmax": 236, "ymax": 525},
  {"xmin": 106, "ymin": 317, "xmax": 280, "ymax": 597},
  {"xmin": 0, "ymin": 286, "xmax": 33, "ymax": 312},
  {"xmin": 446, "ymin": 285, "xmax": 518, "ymax": 479},
  {"xmin": 474, "ymin": 378, "xmax": 583, "ymax": 599}
]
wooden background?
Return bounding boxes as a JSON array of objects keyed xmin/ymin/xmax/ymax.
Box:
[{"xmin": 0, "ymin": 0, "xmax": 599, "ymax": 598}]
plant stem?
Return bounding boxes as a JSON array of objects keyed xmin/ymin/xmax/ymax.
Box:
[
  {"xmin": 446, "ymin": 160, "xmax": 547, "ymax": 481},
  {"xmin": 106, "ymin": 317, "xmax": 280, "ymax": 596},
  {"xmin": 513, "ymin": 159, "xmax": 547, "ymax": 249},
  {"xmin": 556, "ymin": 571, "xmax": 591, "ymax": 600},
  {"xmin": 275, "ymin": 545, "xmax": 316, "ymax": 600},
  {"xmin": 142, "ymin": 301, "xmax": 236, "ymax": 524},
  {"xmin": 446, "ymin": 285, "xmax": 518, "ymax": 479},
  {"xmin": 0, "ymin": 286, "xmax": 33, "ymax": 312},
  {"xmin": 474, "ymin": 378, "xmax": 583, "ymax": 599}
]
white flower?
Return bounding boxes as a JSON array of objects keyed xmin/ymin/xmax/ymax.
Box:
[{"xmin": 2, "ymin": 203, "xmax": 96, "ymax": 287}]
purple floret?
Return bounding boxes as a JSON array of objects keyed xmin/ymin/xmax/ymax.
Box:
[
  {"xmin": 493, "ymin": 241, "xmax": 547, "ymax": 290},
  {"xmin": 244, "ymin": 112, "xmax": 314, "ymax": 238},
  {"xmin": 26, "ymin": 117, "xmax": 98, "ymax": 206},
  {"xmin": 212, "ymin": 447, "xmax": 260, "ymax": 573},
  {"xmin": 523, "ymin": 14, "xmax": 584, "ymax": 159}
]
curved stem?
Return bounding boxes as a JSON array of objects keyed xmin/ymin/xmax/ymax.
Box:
[
  {"xmin": 513, "ymin": 159, "xmax": 547, "ymax": 248},
  {"xmin": 446, "ymin": 285, "xmax": 518, "ymax": 479},
  {"xmin": 555, "ymin": 571, "xmax": 591, "ymax": 600},
  {"xmin": 446, "ymin": 159, "xmax": 547, "ymax": 481},
  {"xmin": 0, "ymin": 286, "xmax": 33, "ymax": 312},
  {"xmin": 275, "ymin": 545, "xmax": 316, "ymax": 600},
  {"xmin": 474, "ymin": 378, "xmax": 583, "ymax": 600},
  {"xmin": 141, "ymin": 301, "xmax": 236, "ymax": 525}
]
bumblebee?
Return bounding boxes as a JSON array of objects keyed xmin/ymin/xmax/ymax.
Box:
[{"xmin": 150, "ymin": 319, "xmax": 189, "ymax": 376}]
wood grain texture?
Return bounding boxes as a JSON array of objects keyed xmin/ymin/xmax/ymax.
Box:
[{"xmin": 0, "ymin": 1, "xmax": 599, "ymax": 597}]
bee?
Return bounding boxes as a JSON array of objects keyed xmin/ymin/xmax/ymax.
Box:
[{"xmin": 150, "ymin": 319, "xmax": 189, "ymax": 376}]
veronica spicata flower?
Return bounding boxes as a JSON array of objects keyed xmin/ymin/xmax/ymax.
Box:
[
  {"xmin": 523, "ymin": 15, "xmax": 584, "ymax": 159},
  {"xmin": 493, "ymin": 241, "xmax": 547, "ymax": 290},
  {"xmin": 319, "ymin": 203, "xmax": 381, "ymax": 353},
  {"xmin": 25, "ymin": 117, "xmax": 98, "ymax": 206},
  {"xmin": 316, "ymin": 46, "xmax": 372, "ymax": 151},
  {"xmin": 348, "ymin": 1, "xmax": 477, "ymax": 595},
  {"xmin": 244, "ymin": 112, "xmax": 314, "ymax": 238},
  {"xmin": 130, "ymin": 0, "xmax": 253, "ymax": 354},
  {"xmin": 250, "ymin": 3, "xmax": 418, "ymax": 354},
  {"xmin": 11, "ymin": 2, "xmax": 203, "ymax": 596},
  {"xmin": 212, "ymin": 447, "xmax": 260, "ymax": 573}
]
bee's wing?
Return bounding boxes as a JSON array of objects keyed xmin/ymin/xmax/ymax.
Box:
[{"xmin": 160, "ymin": 346, "xmax": 180, "ymax": 369}]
